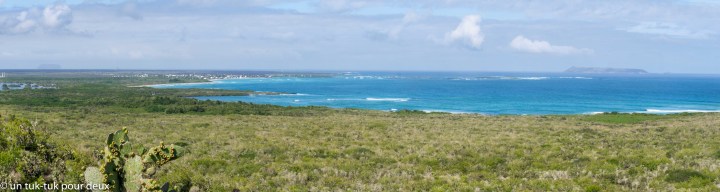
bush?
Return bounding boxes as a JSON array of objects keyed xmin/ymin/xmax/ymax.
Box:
[
  {"xmin": 0, "ymin": 114, "xmax": 76, "ymax": 185},
  {"xmin": 584, "ymin": 185, "xmax": 602, "ymax": 192},
  {"xmin": 665, "ymin": 169, "xmax": 707, "ymax": 183}
]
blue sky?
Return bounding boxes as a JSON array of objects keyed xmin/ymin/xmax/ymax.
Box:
[{"xmin": 0, "ymin": 0, "xmax": 719, "ymax": 73}]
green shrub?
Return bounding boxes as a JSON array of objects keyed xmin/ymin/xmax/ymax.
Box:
[
  {"xmin": 345, "ymin": 147, "xmax": 375, "ymax": 159},
  {"xmin": 0, "ymin": 114, "xmax": 76, "ymax": 185},
  {"xmin": 191, "ymin": 158, "xmax": 228, "ymax": 174},
  {"xmin": 584, "ymin": 185, "xmax": 602, "ymax": 192},
  {"xmin": 582, "ymin": 113, "xmax": 695, "ymax": 124},
  {"xmin": 665, "ymin": 169, "xmax": 707, "ymax": 183}
]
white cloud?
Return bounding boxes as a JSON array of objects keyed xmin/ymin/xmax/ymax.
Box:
[
  {"xmin": 509, "ymin": 36, "xmax": 592, "ymax": 55},
  {"xmin": 363, "ymin": 11, "xmax": 424, "ymax": 41},
  {"xmin": 0, "ymin": 0, "xmax": 717, "ymax": 73},
  {"xmin": 445, "ymin": 14, "xmax": 484, "ymax": 49},
  {"xmin": 386, "ymin": 11, "xmax": 423, "ymax": 39},
  {"xmin": 0, "ymin": 4, "xmax": 73, "ymax": 35},
  {"xmin": 10, "ymin": 11, "xmax": 38, "ymax": 34},
  {"xmin": 401, "ymin": 11, "xmax": 422, "ymax": 23},
  {"xmin": 622, "ymin": 22, "xmax": 711, "ymax": 39},
  {"xmin": 42, "ymin": 4, "xmax": 72, "ymax": 28}
]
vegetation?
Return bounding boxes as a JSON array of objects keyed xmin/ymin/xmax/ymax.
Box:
[
  {"xmin": 0, "ymin": 114, "xmax": 81, "ymax": 187},
  {"xmin": 1, "ymin": 74, "xmax": 719, "ymax": 191},
  {"xmin": 84, "ymin": 128, "xmax": 188, "ymax": 192},
  {"xmin": 582, "ymin": 112, "xmax": 699, "ymax": 124}
]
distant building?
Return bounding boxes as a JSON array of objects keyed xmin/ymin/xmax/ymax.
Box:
[{"xmin": 0, "ymin": 82, "xmax": 57, "ymax": 91}]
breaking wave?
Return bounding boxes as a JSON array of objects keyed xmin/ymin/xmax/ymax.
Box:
[{"xmin": 366, "ymin": 98, "xmax": 410, "ymax": 102}]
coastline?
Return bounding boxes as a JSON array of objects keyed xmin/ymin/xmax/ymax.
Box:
[
  {"xmin": 129, "ymin": 78, "xmax": 289, "ymax": 97},
  {"xmin": 132, "ymin": 76, "xmax": 720, "ymax": 116},
  {"xmin": 127, "ymin": 77, "xmax": 273, "ymax": 88},
  {"xmin": 127, "ymin": 79, "xmax": 218, "ymax": 88}
]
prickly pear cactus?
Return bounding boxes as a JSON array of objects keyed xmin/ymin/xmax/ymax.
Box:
[
  {"xmin": 84, "ymin": 128, "xmax": 187, "ymax": 192},
  {"xmin": 123, "ymin": 155, "xmax": 144, "ymax": 192},
  {"xmin": 101, "ymin": 160, "xmax": 123, "ymax": 192},
  {"xmin": 83, "ymin": 167, "xmax": 104, "ymax": 192},
  {"xmin": 143, "ymin": 142, "xmax": 186, "ymax": 169}
]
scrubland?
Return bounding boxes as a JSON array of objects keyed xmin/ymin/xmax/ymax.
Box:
[{"xmin": 1, "ymin": 76, "xmax": 719, "ymax": 191}]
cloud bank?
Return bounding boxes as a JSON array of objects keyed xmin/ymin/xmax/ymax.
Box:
[
  {"xmin": 623, "ymin": 22, "xmax": 711, "ymax": 39},
  {"xmin": 0, "ymin": 4, "xmax": 72, "ymax": 35},
  {"xmin": 0, "ymin": 0, "xmax": 718, "ymax": 73},
  {"xmin": 510, "ymin": 36, "xmax": 592, "ymax": 55}
]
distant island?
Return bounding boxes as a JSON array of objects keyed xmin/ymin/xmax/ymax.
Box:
[{"xmin": 564, "ymin": 66, "xmax": 648, "ymax": 74}]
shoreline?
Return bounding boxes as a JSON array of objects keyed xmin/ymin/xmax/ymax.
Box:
[
  {"xmin": 127, "ymin": 79, "xmax": 218, "ymax": 88},
  {"xmin": 127, "ymin": 77, "xmax": 274, "ymax": 88},
  {"xmin": 132, "ymin": 78, "xmax": 720, "ymax": 116}
]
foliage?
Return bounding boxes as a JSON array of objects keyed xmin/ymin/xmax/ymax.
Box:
[
  {"xmin": 581, "ymin": 112, "xmax": 697, "ymax": 124},
  {"xmin": 4, "ymin": 106, "xmax": 716, "ymax": 191},
  {"xmin": 665, "ymin": 169, "xmax": 708, "ymax": 182},
  {"xmin": 393, "ymin": 109, "xmax": 450, "ymax": 115},
  {"xmin": 84, "ymin": 128, "xmax": 187, "ymax": 192},
  {"xmin": 0, "ymin": 114, "xmax": 78, "ymax": 186}
]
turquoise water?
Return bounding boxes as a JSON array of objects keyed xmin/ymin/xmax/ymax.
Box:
[{"xmin": 152, "ymin": 72, "xmax": 720, "ymax": 115}]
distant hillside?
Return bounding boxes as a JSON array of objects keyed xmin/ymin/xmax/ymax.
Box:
[{"xmin": 564, "ymin": 66, "xmax": 648, "ymax": 74}]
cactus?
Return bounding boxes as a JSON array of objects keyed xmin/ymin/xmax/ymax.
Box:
[
  {"xmin": 84, "ymin": 128, "xmax": 186, "ymax": 192},
  {"xmin": 143, "ymin": 142, "xmax": 186, "ymax": 167},
  {"xmin": 124, "ymin": 156, "xmax": 144, "ymax": 192},
  {"xmin": 84, "ymin": 167, "xmax": 104, "ymax": 192}
]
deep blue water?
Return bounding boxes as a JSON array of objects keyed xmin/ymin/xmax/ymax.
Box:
[{"xmin": 152, "ymin": 72, "xmax": 720, "ymax": 115}]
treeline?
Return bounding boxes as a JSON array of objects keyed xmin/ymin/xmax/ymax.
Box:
[
  {"xmin": 142, "ymin": 96, "xmax": 336, "ymax": 116},
  {"xmin": 0, "ymin": 80, "xmax": 344, "ymax": 116}
]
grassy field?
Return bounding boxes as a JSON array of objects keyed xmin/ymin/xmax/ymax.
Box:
[{"xmin": 1, "ymin": 75, "xmax": 720, "ymax": 191}]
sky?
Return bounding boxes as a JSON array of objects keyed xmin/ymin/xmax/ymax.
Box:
[{"xmin": 0, "ymin": 0, "xmax": 719, "ymax": 73}]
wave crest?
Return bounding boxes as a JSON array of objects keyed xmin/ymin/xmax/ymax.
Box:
[
  {"xmin": 587, "ymin": 109, "xmax": 720, "ymax": 115},
  {"xmin": 366, "ymin": 98, "xmax": 410, "ymax": 102}
]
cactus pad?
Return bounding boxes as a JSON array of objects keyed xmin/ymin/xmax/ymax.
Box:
[
  {"xmin": 123, "ymin": 155, "xmax": 144, "ymax": 192},
  {"xmin": 83, "ymin": 167, "xmax": 104, "ymax": 192},
  {"xmin": 143, "ymin": 144, "xmax": 186, "ymax": 168}
]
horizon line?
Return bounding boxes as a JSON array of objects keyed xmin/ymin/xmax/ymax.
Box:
[{"xmin": 1, "ymin": 68, "xmax": 720, "ymax": 76}]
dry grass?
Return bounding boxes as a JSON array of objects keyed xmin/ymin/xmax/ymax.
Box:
[{"xmin": 3, "ymin": 106, "xmax": 720, "ymax": 191}]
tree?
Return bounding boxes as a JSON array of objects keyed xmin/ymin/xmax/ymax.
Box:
[{"xmin": 1, "ymin": 84, "xmax": 8, "ymax": 91}]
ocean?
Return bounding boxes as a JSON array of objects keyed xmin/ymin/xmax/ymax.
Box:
[{"xmin": 151, "ymin": 72, "xmax": 720, "ymax": 115}]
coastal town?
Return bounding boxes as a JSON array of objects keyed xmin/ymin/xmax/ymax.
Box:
[
  {"xmin": 0, "ymin": 70, "xmax": 335, "ymax": 91},
  {"xmin": 105, "ymin": 71, "xmax": 334, "ymax": 80},
  {"xmin": 0, "ymin": 70, "xmax": 333, "ymax": 80},
  {"xmin": 0, "ymin": 82, "xmax": 57, "ymax": 91},
  {"xmin": 0, "ymin": 72, "xmax": 57, "ymax": 91}
]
